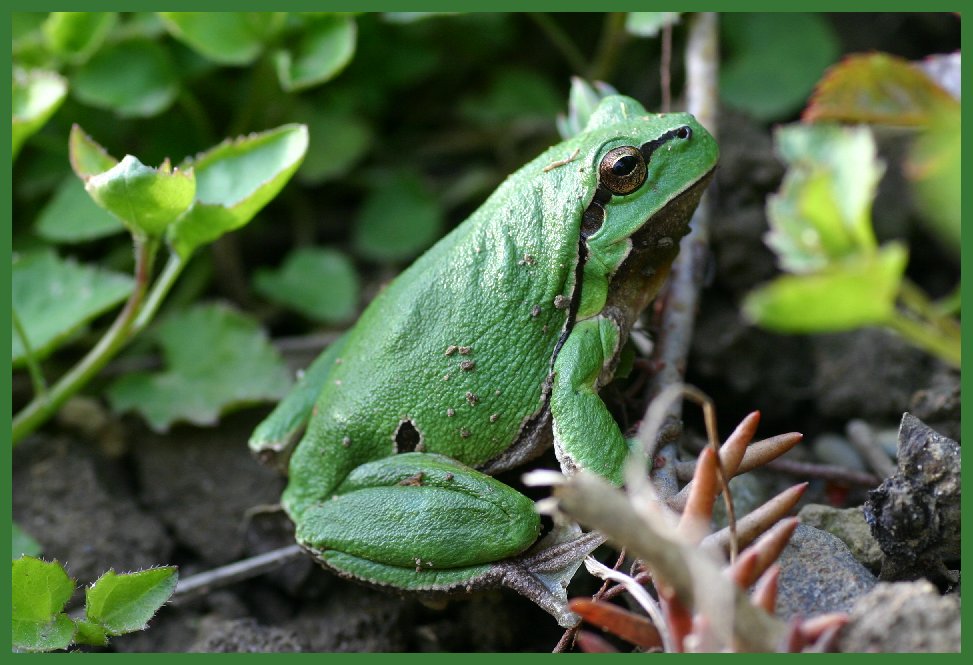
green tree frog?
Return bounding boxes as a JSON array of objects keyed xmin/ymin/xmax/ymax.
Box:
[{"xmin": 251, "ymin": 95, "xmax": 718, "ymax": 626}]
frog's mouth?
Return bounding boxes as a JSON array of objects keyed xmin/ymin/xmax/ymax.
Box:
[
  {"xmin": 629, "ymin": 164, "xmax": 716, "ymax": 252},
  {"xmin": 599, "ymin": 165, "xmax": 717, "ymax": 335}
]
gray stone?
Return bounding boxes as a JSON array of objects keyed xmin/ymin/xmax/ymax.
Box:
[
  {"xmin": 798, "ymin": 504, "xmax": 883, "ymax": 572},
  {"xmin": 775, "ymin": 523, "xmax": 877, "ymax": 619},
  {"xmin": 838, "ymin": 581, "xmax": 960, "ymax": 652}
]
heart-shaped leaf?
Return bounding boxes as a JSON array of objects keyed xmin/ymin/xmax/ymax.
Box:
[
  {"xmin": 744, "ymin": 243, "xmax": 908, "ymax": 332},
  {"xmin": 12, "ymin": 557, "xmax": 76, "ymax": 652},
  {"xmin": 41, "ymin": 12, "xmax": 116, "ymax": 64},
  {"xmin": 12, "ymin": 249, "xmax": 134, "ymax": 366},
  {"xmin": 85, "ymin": 567, "xmax": 178, "ymax": 636},
  {"xmin": 72, "ymin": 39, "xmax": 178, "ymax": 117},
  {"xmin": 159, "ymin": 12, "xmax": 285, "ymax": 65},
  {"xmin": 167, "ymin": 124, "xmax": 308, "ymax": 258},
  {"xmin": 12, "ymin": 68, "xmax": 67, "ymax": 159},
  {"xmin": 254, "ymin": 247, "xmax": 360, "ymax": 324},
  {"xmin": 84, "ymin": 155, "xmax": 196, "ymax": 239},
  {"xmin": 275, "ymin": 14, "xmax": 357, "ymax": 91},
  {"xmin": 804, "ymin": 52, "xmax": 958, "ymax": 126},
  {"xmin": 107, "ymin": 303, "xmax": 292, "ymax": 431}
]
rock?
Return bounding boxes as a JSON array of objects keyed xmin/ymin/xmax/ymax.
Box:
[
  {"xmin": 190, "ymin": 617, "xmax": 306, "ymax": 652},
  {"xmin": 811, "ymin": 434, "xmax": 867, "ymax": 472},
  {"xmin": 12, "ymin": 435, "xmax": 172, "ymax": 586},
  {"xmin": 837, "ymin": 581, "xmax": 960, "ymax": 652},
  {"xmin": 797, "ymin": 504, "xmax": 883, "ymax": 572},
  {"xmin": 909, "ymin": 368, "xmax": 960, "ymax": 442},
  {"xmin": 863, "ymin": 413, "xmax": 960, "ymax": 584},
  {"xmin": 775, "ymin": 524, "xmax": 876, "ymax": 619}
]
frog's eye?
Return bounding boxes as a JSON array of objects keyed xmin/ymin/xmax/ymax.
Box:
[{"xmin": 599, "ymin": 146, "xmax": 647, "ymax": 196}]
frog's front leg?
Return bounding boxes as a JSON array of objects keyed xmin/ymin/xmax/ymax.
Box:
[
  {"xmin": 249, "ymin": 334, "xmax": 349, "ymax": 464},
  {"xmin": 550, "ymin": 315, "xmax": 630, "ymax": 485},
  {"xmin": 295, "ymin": 452, "xmax": 541, "ymax": 589}
]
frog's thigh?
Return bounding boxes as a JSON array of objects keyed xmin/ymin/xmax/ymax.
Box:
[
  {"xmin": 249, "ymin": 333, "xmax": 348, "ymax": 457},
  {"xmin": 296, "ymin": 453, "xmax": 541, "ymax": 577},
  {"xmin": 551, "ymin": 316, "xmax": 627, "ymax": 485}
]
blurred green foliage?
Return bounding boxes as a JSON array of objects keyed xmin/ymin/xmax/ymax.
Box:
[{"xmin": 12, "ymin": 12, "xmax": 961, "ymax": 432}]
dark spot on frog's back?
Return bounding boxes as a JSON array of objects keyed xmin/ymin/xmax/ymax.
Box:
[{"xmin": 394, "ymin": 419, "xmax": 422, "ymax": 453}]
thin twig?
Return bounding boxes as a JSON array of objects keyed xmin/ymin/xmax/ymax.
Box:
[
  {"xmin": 528, "ymin": 13, "xmax": 589, "ymax": 76},
  {"xmin": 763, "ymin": 458, "xmax": 880, "ymax": 487},
  {"xmin": 645, "ymin": 13, "xmax": 720, "ymax": 499},
  {"xmin": 845, "ymin": 419, "xmax": 896, "ymax": 479},
  {"xmin": 170, "ymin": 544, "xmax": 305, "ymax": 605}
]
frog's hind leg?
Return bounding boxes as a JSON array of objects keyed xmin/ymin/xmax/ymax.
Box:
[
  {"xmin": 295, "ymin": 451, "xmax": 593, "ymax": 627},
  {"xmin": 249, "ymin": 334, "xmax": 349, "ymax": 466}
]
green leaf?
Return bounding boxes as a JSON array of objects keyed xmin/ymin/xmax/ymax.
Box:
[
  {"xmin": 353, "ymin": 171, "xmax": 444, "ymax": 263},
  {"xmin": 159, "ymin": 12, "xmax": 285, "ymax": 65},
  {"xmin": 294, "ymin": 105, "xmax": 372, "ymax": 184},
  {"xmin": 12, "ymin": 557, "xmax": 76, "ymax": 652},
  {"xmin": 36, "ymin": 176, "xmax": 126, "ymax": 243},
  {"xmin": 460, "ymin": 69, "xmax": 563, "ymax": 127},
  {"xmin": 625, "ymin": 12, "xmax": 680, "ymax": 38},
  {"xmin": 275, "ymin": 14, "xmax": 357, "ymax": 92},
  {"xmin": 69, "ymin": 123, "xmax": 118, "ymax": 179},
  {"xmin": 13, "ymin": 523, "xmax": 43, "ymax": 559},
  {"xmin": 167, "ymin": 124, "xmax": 309, "ymax": 258},
  {"xmin": 556, "ymin": 77, "xmax": 619, "ymax": 139},
  {"xmin": 721, "ymin": 13, "xmax": 840, "ymax": 121},
  {"xmin": 72, "ymin": 620, "xmax": 107, "ymax": 647},
  {"xmin": 85, "ymin": 567, "xmax": 178, "ymax": 636},
  {"xmin": 42, "ymin": 12, "xmax": 116, "ymax": 64},
  {"xmin": 12, "ymin": 249, "xmax": 134, "ymax": 366},
  {"xmin": 72, "ymin": 39, "xmax": 178, "ymax": 117},
  {"xmin": 907, "ymin": 104, "xmax": 960, "ymax": 254},
  {"xmin": 744, "ymin": 243, "xmax": 908, "ymax": 332},
  {"xmin": 804, "ymin": 52, "xmax": 958, "ymax": 126},
  {"xmin": 765, "ymin": 124, "xmax": 884, "ymax": 272},
  {"xmin": 106, "ymin": 303, "xmax": 292, "ymax": 431},
  {"xmin": 254, "ymin": 247, "xmax": 360, "ymax": 324},
  {"xmin": 84, "ymin": 155, "xmax": 196, "ymax": 238},
  {"xmin": 12, "ymin": 68, "xmax": 68, "ymax": 159}
]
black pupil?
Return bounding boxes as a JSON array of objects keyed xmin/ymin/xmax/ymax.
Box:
[
  {"xmin": 612, "ymin": 154, "xmax": 638, "ymax": 176},
  {"xmin": 676, "ymin": 126, "xmax": 691, "ymax": 139}
]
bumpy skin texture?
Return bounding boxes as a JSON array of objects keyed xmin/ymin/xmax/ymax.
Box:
[{"xmin": 254, "ymin": 96, "xmax": 719, "ymax": 594}]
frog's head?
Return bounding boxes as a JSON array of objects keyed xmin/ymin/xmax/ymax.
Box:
[{"xmin": 578, "ymin": 96, "xmax": 719, "ymax": 255}]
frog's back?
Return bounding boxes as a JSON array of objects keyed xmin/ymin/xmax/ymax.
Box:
[{"xmin": 283, "ymin": 141, "xmax": 591, "ymax": 515}]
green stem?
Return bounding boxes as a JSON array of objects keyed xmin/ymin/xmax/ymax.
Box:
[
  {"xmin": 132, "ymin": 252, "xmax": 189, "ymax": 335},
  {"xmin": 12, "ymin": 308, "xmax": 47, "ymax": 398},
  {"xmin": 12, "ymin": 236, "xmax": 159, "ymax": 445},
  {"xmin": 528, "ymin": 13, "xmax": 589, "ymax": 76},
  {"xmin": 898, "ymin": 277, "xmax": 961, "ymax": 339},
  {"xmin": 885, "ymin": 313, "xmax": 961, "ymax": 368},
  {"xmin": 589, "ymin": 12, "xmax": 628, "ymax": 82}
]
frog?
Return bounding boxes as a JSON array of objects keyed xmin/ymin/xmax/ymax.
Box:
[{"xmin": 251, "ymin": 95, "xmax": 718, "ymax": 626}]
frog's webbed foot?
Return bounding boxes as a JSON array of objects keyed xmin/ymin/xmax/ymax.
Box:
[{"xmin": 481, "ymin": 523, "xmax": 606, "ymax": 628}]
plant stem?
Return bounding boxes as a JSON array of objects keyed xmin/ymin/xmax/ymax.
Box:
[
  {"xmin": 12, "ymin": 236, "xmax": 159, "ymax": 445},
  {"xmin": 132, "ymin": 252, "xmax": 188, "ymax": 335},
  {"xmin": 12, "ymin": 308, "xmax": 47, "ymax": 398},
  {"xmin": 589, "ymin": 13, "xmax": 628, "ymax": 82},
  {"xmin": 886, "ymin": 312, "xmax": 961, "ymax": 368},
  {"xmin": 528, "ymin": 13, "xmax": 589, "ymax": 77}
]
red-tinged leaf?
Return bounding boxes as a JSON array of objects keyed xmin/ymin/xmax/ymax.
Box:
[
  {"xmin": 804, "ymin": 52, "xmax": 957, "ymax": 126},
  {"xmin": 569, "ymin": 598, "xmax": 662, "ymax": 649},
  {"xmin": 576, "ymin": 630, "xmax": 620, "ymax": 653}
]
